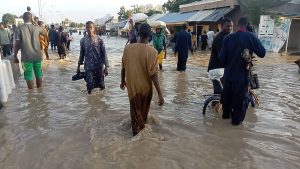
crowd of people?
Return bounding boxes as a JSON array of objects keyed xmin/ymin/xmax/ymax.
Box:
[{"xmin": 5, "ymin": 6, "xmax": 300, "ymax": 136}]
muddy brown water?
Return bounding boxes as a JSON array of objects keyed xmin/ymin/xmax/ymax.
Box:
[{"xmin": 0, "ymin": 35, "xmax": 299, "ymax": 169}]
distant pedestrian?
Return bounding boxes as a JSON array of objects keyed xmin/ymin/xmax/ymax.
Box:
[
  {"xmin": 14, "ymin": 12, "xmax": 45, "ymax": 89},
  {"xmin": 201, "ymin": 30, "xmax": 208, "ymax": 51},
  {"xmin": 66, "ymin": 32, "xmax": 73, "ymax": 50},
  {"xmin": 10, "ymin": 24, "xmax": 17, "ymax": 52},
  {"xmin": 0, "ymin": 22, "xmax": 11, "ymax": 57},
  {"xmin": 38, "ymin": 21, "xmax": 50, "ymax": 60},
  {"xmin": 175, "ymin": 24, "xmax": 193, "ymax": 71},
  {"xmin": 49, "ymin": 25, "xmax": 57, "ymax": 50},
  {"xmin": 207, "ymin": 28, "xmax": 215, "ymax": 50},
  {"xmin": 56, "ymin": 26, "xmax": 67, "ymax": 59}
]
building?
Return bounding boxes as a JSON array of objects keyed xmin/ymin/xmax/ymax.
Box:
[
  {"xmin": 14, "ymin": 18, "xmax": 24, "ymax": 26},
  {"xmin": 263, "ymin": 0, "xmax": 300, "ymax": 53},
  {"xmin": 150, "ymin": 0, "xmax": 241, "ymax": 44}
]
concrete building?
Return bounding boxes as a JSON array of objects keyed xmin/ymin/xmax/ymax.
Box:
[{"xmin": 265, "ymin": 0, "xmax": 300, "ymax": 53}]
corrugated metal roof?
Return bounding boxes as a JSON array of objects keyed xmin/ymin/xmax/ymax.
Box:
[
  {"xmin": 158, "ymin": 11, "xmax": 198, "ymax": 24},
  {"xmin": 147, "ymin": 13, "xmax": 167, "ymax": 22},
  {"xmin": 118, "ymin": 20, "xmax": 127, "ymax": 28},
  {"xmin": 202, "ymin": 7, "xmax": 233, "ymax": 22},
  {"xmin": 266, "ymin": 1, "xmax": 300, "ymax": 17},
  {"xmin": 187, "ymin": 9, "xmax": 215, "ymax": 22}
]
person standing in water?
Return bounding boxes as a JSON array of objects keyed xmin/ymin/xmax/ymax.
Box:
[
  {"xmin": 48, "ymin": 25, "xmax": 57, "ymax": 50},
  {"xmin": 38, "ymin": 21, "xmax": 50, "ymax": 60},
  {"xmin": 121, "ymin": 23, "xmax": 164, "ymax": 136},
  {"xmin": 56, "ymin": 26, "xmax": 67, "ymax": 59},
  {"xmin": 220, "ymin": 17, "xmax": 266, "ymax": 125},
  {"xmin": 0, "ymin": 22, "xmax": 12, "ymax": 57},
  {"xmin": 207, "ymin": 28, "xmax": 216, "ymax": 50},
  {"xmin": 208, "ymin": 18, "xmax": 233, "ymax": 83},
  {"xmin": 152, "ymin": 27, "xmax": 167, "ymax": 70},
  {"xmin": 14, "ymin": 12, "xmax": 45, "ymax": 89},
  {"xmin": 175, "ymin": 24, "xmax": 193, "ymax": 72},
  {"xmin": 77, "ymin": 21, "xmax": 109, "ymax": 94}
]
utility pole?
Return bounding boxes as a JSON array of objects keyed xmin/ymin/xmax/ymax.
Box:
[{"xmin": 38, "ymin": 0, "xmax": 43, "ymax": 20}]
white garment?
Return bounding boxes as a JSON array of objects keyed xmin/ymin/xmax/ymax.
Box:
[
  {"xmin": 207, "ymin": 31, "xmax": 215, "ymax": 48},
  {"xmin": 208, "ymin": 68, "xmax": 224, "ymax": 80}
]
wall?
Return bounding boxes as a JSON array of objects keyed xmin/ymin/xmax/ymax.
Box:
[{"xmin": 288, "ymin": 19, "xmax": 300, "ymax": 51}]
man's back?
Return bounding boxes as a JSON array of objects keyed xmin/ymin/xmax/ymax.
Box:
[
  {"xmin": 207, "ymin": 31, "xmax": 215, "ymax": 39},
  {"xmin": 176, "ymin": 30, "xmax": 191, "ymax": 52},
  {"xmin": 220, "ymin": 31, "xmax": 266, "ymax": 80},
  {"xmin": 49, "ymin": 29, "xmax": 57, "ymax": 41},
  {"xmin": 15, "ymin": 23, "xmax": 44, "ymax": 62},
  {"xmin": 0, "ymin": 29, "xmax": 11, "ymax": 45},
  {"xmin": 122, "ymin": 43, "xmax": 158, "ymax": 99}
]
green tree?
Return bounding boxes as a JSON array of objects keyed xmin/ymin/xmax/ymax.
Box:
[
  {"xmin": 163, "ymin": 0, "xmax": 200, "ymax": 12},
  {"xmin": 2, "ymin": 13, "xmax": 17, "ymax": 24},
  {"xmin": 78, "ymin": 23, "xmax": 85, "ymax": 28},
  {"xmin": 118, "ymin": 6, "xmax": 134, "ymax": 20},
  {"xmin": 118, "ymin": 6, "xmax": 127, "ymax": 20},
  {"xmin": 238, "ymin": 0, "xmax": 291, "ymax": 26},
  {"xmin": 70, "ymin": 22, "xmax": 76, "ymax": 27},
  {"xmin": 146, "ymin": 9, "xmax": 163, "ymax": 16}
]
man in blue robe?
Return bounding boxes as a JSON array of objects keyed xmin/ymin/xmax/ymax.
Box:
[
  {"xmin": 175, "ymin": 24, "xmax": 193, "ymax": 71},
  {"xmin": 220, "ymin": 17, "xmax": 266, "ymax": 125}
]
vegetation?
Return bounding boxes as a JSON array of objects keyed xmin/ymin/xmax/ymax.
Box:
[
  {"xmin": 238, "ymin": 0, "xmax": 291, "ymax": 25},
  {"xmin": 2, "ymin": 13, "xmax": 18, "ymax": 24},
  {"xmin": 163, "ymin": 0, "xmax": 200, "ymax": 12}
]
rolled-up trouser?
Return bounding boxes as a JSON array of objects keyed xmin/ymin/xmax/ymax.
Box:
[{"xmin": 157, "ymin": 50, "xmax": 165, "ymax": 65}]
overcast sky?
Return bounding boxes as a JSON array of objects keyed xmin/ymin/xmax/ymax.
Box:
[{"xmin": 0, "ymin": 0, "xmax": 166, "ymax": 23}]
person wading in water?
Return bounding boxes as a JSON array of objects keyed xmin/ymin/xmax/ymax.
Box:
[{"xmin": 121, "ymin": 23, "xmax": 164, "ymax": 136}]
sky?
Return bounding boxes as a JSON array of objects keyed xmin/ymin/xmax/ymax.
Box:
[{"xmin": 0, "ymin": 0, "xmax": 167, "ymax": 23}]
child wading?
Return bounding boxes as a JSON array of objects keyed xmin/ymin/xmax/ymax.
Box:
[{"xmin": 77, "ymin": 21, "xmax": 109, "ymax": 94}]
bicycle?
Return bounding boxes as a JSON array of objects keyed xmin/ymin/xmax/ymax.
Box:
[{"xmin": 202, "ymin": 76, "xmax": 260, "ymax": 115}]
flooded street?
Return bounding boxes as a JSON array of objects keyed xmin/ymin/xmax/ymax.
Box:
[{"xmin": 0, "ymin": 35, "xmax": 299, "ymax": 169}]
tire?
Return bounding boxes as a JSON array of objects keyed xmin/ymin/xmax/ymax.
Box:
[{"xmin": 203, "ymin": 95, "xmax": 221, "ymax": 115}]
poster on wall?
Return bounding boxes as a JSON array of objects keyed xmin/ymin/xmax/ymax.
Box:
[
  {"xmin": 259, "ymin": 15, "xmax": 275, "ymax": 37},
  {"xmin": 259, "ymin": 15, "xmax": 291, "ymax": 52}
]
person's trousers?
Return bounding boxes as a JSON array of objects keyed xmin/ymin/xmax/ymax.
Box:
[
  {"xmin": 50, "ymin": 41, "xmax": 56, "ymax": 50},
  {"xmin": 221, "ymin": 81, "xmax": 249, "ymax": 125},
  {"xmin": 177, "ymin": 55, "xmax": 188, "ymax": 71},
  {"xmin": 1, "ymin": 44, "xmax": 11, "ymax": 57},
  {"xmin": 129, "ymin": 92, "xmax": 152, "ymax": 136}
]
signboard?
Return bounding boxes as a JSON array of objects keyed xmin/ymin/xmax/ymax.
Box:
[
  {"xmin": 259, "ymin": 15, "xmax": 291, "ymax": 52},
  {"xmin": 259, "ymin": 15, "xmax": 275, "ymax": 37}
]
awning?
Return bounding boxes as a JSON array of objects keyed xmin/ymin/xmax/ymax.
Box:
[
  {"xmin": 187, "ymin": 10, "xmax": 215, "ymax": 22},
  {"xmin": 147, "ymin": 13, "xmax": 167, "ymax": 22},
  {"xmin": 158, "ymin": 11, "xmax": 198, "ymax": 24},
  {"xmin": 118, "ymin": 20, "xmax": 127, "ymax": 28},
  {"xmin": 151, "ymin": 7, "xmax": 234, "ymax": 25},
  {"xmin": 202, "ymin": 7, "xmax": 234, "ymax": 22}
]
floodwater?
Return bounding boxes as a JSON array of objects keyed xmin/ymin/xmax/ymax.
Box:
[{"xmin": 0, "ymin": 35, "xmax": 299, "ymax": 169}]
